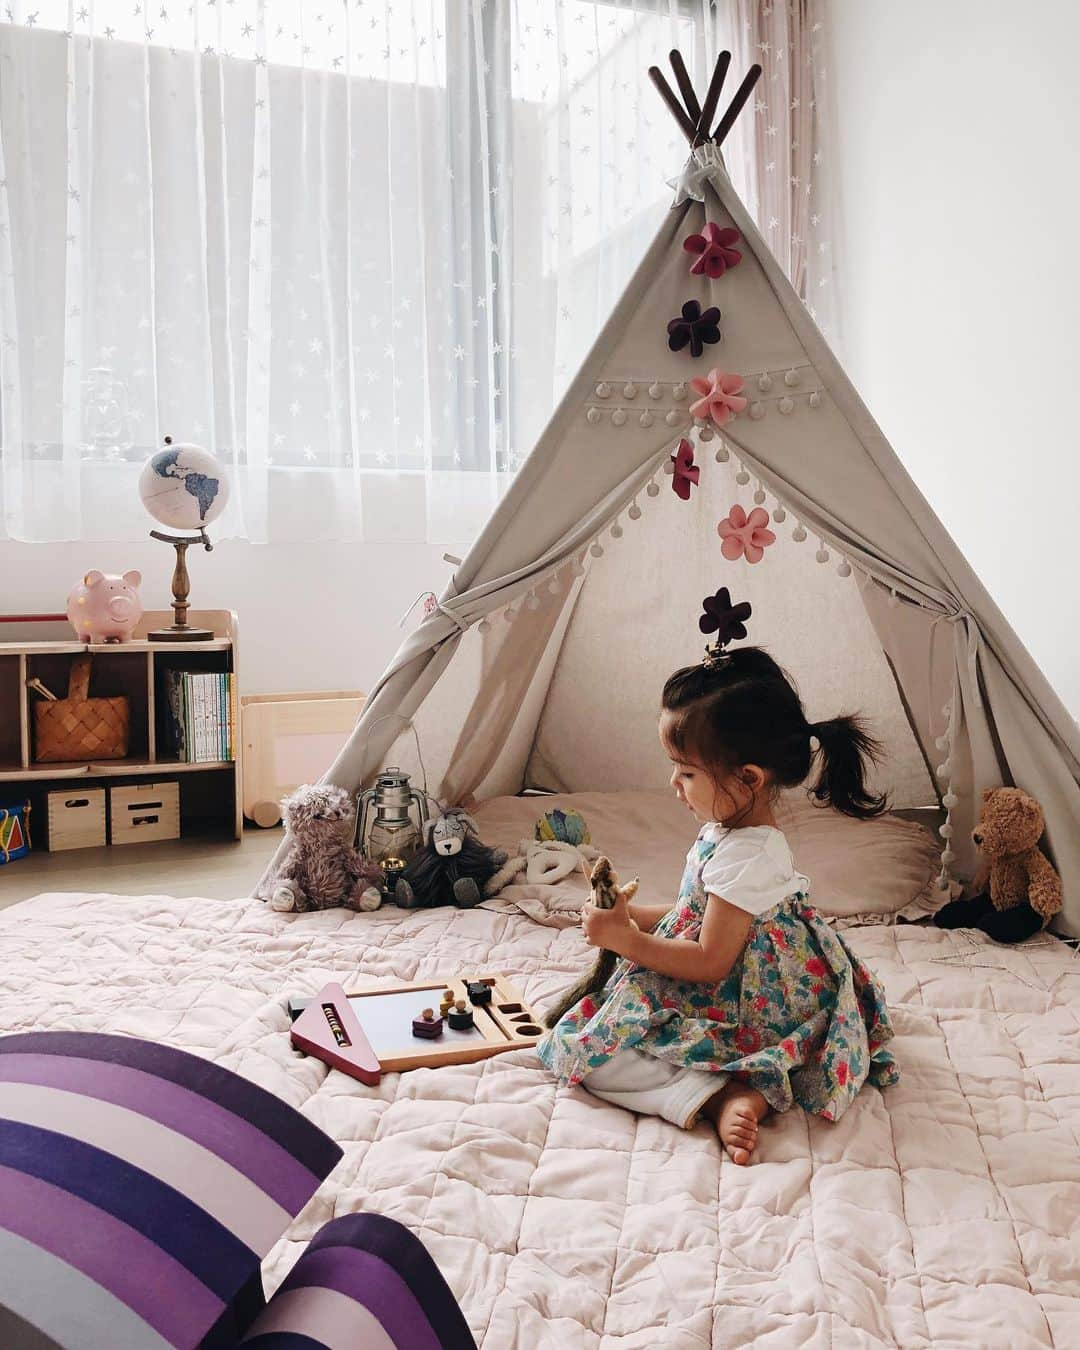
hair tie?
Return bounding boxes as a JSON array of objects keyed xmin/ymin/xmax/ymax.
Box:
[{"xmin": 698, "ymin": 587, "xmax": 751, "ymax": 671}]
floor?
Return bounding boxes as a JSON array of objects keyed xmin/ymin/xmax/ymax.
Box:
[{"xmin": 0, "ymin": 825, "xmax": 284, "ymax": 911}]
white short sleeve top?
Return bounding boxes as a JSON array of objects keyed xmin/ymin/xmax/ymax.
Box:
[{"xmin": 696, "ymin": 824, "xmax": 809, "ymax": 916}]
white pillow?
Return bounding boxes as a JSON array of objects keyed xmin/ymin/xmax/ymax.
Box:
[{"xmin": 474, "ymin": 789, "xmax": 945, "ymax": 925}]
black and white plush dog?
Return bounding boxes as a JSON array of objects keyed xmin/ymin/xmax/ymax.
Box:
[{"xmin": 394, "ymin": 808, "xmax": 512, "ymax": 909}]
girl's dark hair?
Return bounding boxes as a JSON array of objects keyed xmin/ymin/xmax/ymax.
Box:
[{"xmin": 661, "ymin": 647, "xmax": 887, "ymax": 820}]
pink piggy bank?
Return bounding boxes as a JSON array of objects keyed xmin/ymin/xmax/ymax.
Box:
[{"xmin": 67, "ymin": 570, "xmax": 143, "ymax": 643}]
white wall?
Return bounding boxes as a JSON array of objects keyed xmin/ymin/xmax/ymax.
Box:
[
  {"xmin": 827, "ymin": 0, "xmax": 1080, "ymax": 714},
  {"xmin": 0, "ymin": 539, "xmax": 460, "ymax": 695}
]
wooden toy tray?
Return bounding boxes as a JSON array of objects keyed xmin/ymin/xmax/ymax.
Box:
[{"xmin": 290, "ymin": 974, "xmax": 544, "ymax": 1084}]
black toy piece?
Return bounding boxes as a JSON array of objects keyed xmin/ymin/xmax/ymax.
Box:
[
  {"xmin": 412, "ymin": 1008, "xmax": 444, "ymax": 1040},
  {"xmin": 933, "ymin": 892, "xmax": 1043, "ymax": 944},
  {"xmin": 466, "ymin": 981, "xmax": 493, "ymax": 1006},
  {"xmin": 287, "ymin": 996, "xmax": 312, "ymax": 1022},
  {"xmin": 447, "ymin": 1000, "xmax": 474, "ymax": 1031},
  {"xmin": 394, "ymin": 809, "xmax": 509, "ymax": 910}
]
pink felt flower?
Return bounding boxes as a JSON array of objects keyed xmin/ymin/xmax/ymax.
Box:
[
  {"xmin": 689, "ymin": 368, "xmax": 747, "ymax": 426},
  {"xmin": 717, "ymin": 504, "xmax": 776, "ymax": 564},
  {"xmin": 683, "ymin": 222, "xmax": 742, "ymax": 278},
  {"xmin": 667, "ymin": 438, "xmax": 700, "ymax": 501}
]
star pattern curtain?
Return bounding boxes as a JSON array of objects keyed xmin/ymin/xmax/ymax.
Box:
[{"xmin": 0, "ymin": 0, "xmax": 834, "ymax": 543}]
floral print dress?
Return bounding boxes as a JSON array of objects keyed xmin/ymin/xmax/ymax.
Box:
[{"xmin": 538, "ymin": 827, "xmax": 899, "ymax": 1122}]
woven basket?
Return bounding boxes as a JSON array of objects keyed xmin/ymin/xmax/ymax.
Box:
[{"xmin": 33, "ymin": 655, "xmax": 129, "ymax": 763}]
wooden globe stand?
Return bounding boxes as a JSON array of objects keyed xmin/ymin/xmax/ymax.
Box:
[{"xmin": 147, "ymin": 528, "xmax": 215, "ymax": 642}]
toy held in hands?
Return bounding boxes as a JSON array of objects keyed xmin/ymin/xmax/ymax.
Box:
[
  {"xmin": 544, "ymin": 855, "xmax": 639, "ymax": 1028},
  {"xmin": 933, "ymin": 786, "xmax": 1064, "ymax": 943},
  {"xmin": 67, "ymin": 570, "xmax": 143, "ymax": 643},
  {"xmin": 394, "ymin": 807, "xmax": 512, "ymax": 909},
  {"xmin": 257, "ymin": 783, "xmax": 383, "ymax": 914}
]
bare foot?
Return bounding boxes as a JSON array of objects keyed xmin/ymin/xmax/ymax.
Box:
[{"xmin": 703, "ymin": 1083, "xmax": 770, "ymax": 1165}]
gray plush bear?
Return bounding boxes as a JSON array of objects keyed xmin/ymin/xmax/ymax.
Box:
[
  {"xmin": 394, "ymin": 808, "xmax": 511, "ymax": 910},
  {"xmin": 257, "ymin": 784, "xmax": 383, "ymax": 914}
]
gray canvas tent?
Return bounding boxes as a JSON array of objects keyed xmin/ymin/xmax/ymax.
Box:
[{"xmin": 263, "ymin": 54, "xmax": 1080, "ymax": 934}]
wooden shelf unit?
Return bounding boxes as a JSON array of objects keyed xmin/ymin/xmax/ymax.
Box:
[{"xmin": 0, "ymin": 609, "xmax": 242, "ymax": 845}]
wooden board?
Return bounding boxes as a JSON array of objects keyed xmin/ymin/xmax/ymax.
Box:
[{"xmin": 291, "ymin": 974, "xmax": 544, "ymax": 1083}]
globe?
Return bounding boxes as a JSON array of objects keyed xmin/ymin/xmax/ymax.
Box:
[{"xmin": 138, "ymin": 441, "xmax": 229, "ymax": 532}]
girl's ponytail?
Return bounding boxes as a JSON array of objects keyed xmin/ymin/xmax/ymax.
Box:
[{"xmin": 809, "ymin": 715, "xmax": 888, "ymax": 819}]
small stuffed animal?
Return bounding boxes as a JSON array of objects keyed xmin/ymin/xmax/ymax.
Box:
[
  {"xmin": 544, "ymin": 855, "xmax": 639, "ymax": 1028},
  {"xmin": 394, "ymin": 808, "xmax": 511, "ymax": 910},
  {"xmin": 257, "ymin": 784, "xmax": 383, "ymax": 914},
  {"xmin": 934, "ymin": 786, "xmax": 1064, "ymax": 943}
]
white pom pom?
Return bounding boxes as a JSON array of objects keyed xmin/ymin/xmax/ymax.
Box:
[
  {"xmin": 837, "ymin": 560, "xmax": 851, "ymax": 577},
  {"xmin": 778, "ymin": 396, "xmax": 794, "ymax": 415},
  {"xmin": 611, "ymin": 407, "xmax": 627, "ymax": 426},
  {"xmin": 586, "ymin": 407, "xmax": 601, "ymax": 425},
  {"xmin": 792, "ymin": 524, "xmax": 807, "ymax": 542},
  {"xmin": 936, "ymin": 761, "xmax": 951, "ymax": 779},
  {"xmin": 664, "ymin": 409, "xmax": 681, "ymax": 427},
  {"xmin": 547, "ymin": 577, "xmax": 561, "ymax": 595},
  {"xmin": 697, "ymin": 425, "xmax": 714, "ymax": 441},
  {"xmin": 672, "ymin": 382, "xmax": 686, "ymax": 401},
  {"xmin": 646, "ymin": 481, "xmax": 660, "ymax": 497},
  {"xmin": 939, "ymin": 823, "xmax": 953, "ymax": 839},
  {"xmin": 736, "ymin": 469, "xmax": 750, "ymax": 485},
  {"xmin": 941, "ymin": 848, "xmax": 956, "ymax": 864},
  {"xmin": 753, "ymin": 488, "xmax": 766, "ymax": 505},
  {"xmin": 809, "ymin": 390, "xmax": 822, "ymax": 409},
  {"xmin": 595, "ymin": 382, "xmax": 611, "ymax": 398},
  {"xmin": 638, "ymin": 410, "xmax": 653, "ymax": 428},
  {"xmin": 525, "ymin": 593, "xmax": 540, "ymax": 610},
  {"xmin": 942, "ymin": 791, "xmax": 958, "ymax": 808},
  {"xmin": 610, "ymin": 522, "xmax": 623, "ymax": 539},
  {"xmin": 628, "ymin": 503, "xmax": 642, "ymax": 521},
  {"xmin": 571, "ymin": 560, "xmax": 586, "ymax": 577},
  {"xmin": 815, "ymin": 548, "xmax": 830, "ymax": 564},
  {"xmin": 935, "ymin": 735, "xmax": 949, "ymax": 751},
  {"xmin": 623, "ymin": 382, "xmax": 637, "ymax": 399},
  {"xmin": 784, "ymin": 369, "xmax": 800, "ymax": 387},
  {"xmin": 714, "ymin": 444, "xmax": 729, "ymax": 462},
  {"xmin": 648, "ymin": 382, "xmax": 663, "ymax": 399},
  {"xmin": 749, "ymin": 402, "xmax": 765, "ymax": 420},
  {"xmin": 504, "ymin": 605, "xmax": 517, "ymax": 623},
  {"xmin": 757, "ymin": 372, "xmax": 773, "ymax": 392},
  {"xmin": 936, "ymin": 871, "xmax": 951, "ymax": 891},
  {"xmin": 773, "ymin": 505, "xmax": 787, "ymax": 523},
  {"xmin": 478, "ymin": 618, "xmax": 491, "ymax": 634},
  {"xmin": 590, "ymin": 541, "xmax": 604, "ymax": 558}
]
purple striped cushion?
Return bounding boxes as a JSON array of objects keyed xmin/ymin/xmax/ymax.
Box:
[
  {"xmin": 0, "ymin": 1032, "xmax": 342, "ymax": 1350},
  {"xmin": 243, "ymin": 1214, "xmax": 477, "ymax": 1350}
]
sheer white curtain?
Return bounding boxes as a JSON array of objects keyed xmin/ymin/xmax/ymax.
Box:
[{"xmin": 0, "ymin": 1, "xmax": 832, "ymax": 545}]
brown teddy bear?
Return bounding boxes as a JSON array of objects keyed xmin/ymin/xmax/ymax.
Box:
[
  {"xmin": 934, "ymin": 786, "xmax": 1063, "ymax": 943},
  {"xmin": 256, "ymin": 784, "xmax": 384, "ymax": 914}
]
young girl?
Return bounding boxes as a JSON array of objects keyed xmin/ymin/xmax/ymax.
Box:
[{"xmin": 538, "ymin": 643, "xmax": 900, "ymax": 1165}]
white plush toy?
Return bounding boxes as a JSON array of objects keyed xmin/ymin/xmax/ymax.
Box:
[{"xmin": 483, "ymin": 838, "xmax": 601, "ymax": 895}]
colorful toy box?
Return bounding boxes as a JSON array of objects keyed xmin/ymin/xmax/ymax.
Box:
[{"xmin": 0, "ymin": 799, "xmax": 31, "ymax": 864}]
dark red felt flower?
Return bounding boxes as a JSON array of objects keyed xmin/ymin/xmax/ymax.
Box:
[
  {"xmin": 699, "ymin": 586, "xmax": 752, "ymax": 642},
  {"xmin": 683, "ymin": 222, "xmax": 742, "ymax": 279},
  {"xmin": 667, "ymin": 299, "xmax": 722, "ymax": 359},
  {"xmin": 668, "ymin": 438, "xmax": 700, "ymax": 501}
]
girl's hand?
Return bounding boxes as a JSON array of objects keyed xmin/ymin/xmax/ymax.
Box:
[{"xmin": 582, "ymin": 892, "xmax": 638, "ymax": 956}]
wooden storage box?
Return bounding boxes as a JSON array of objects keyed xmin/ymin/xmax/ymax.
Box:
[
  {"xmin": 47, "ymin": 788, "xmax": 107, "ymax": 851},
  {"xmin": 109, "ymin": 781, "xmax": 180, "ymax": 846}
]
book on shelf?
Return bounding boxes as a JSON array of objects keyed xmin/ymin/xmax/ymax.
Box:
[{"xmin": 158, "ymin": 669, "xmax": 235, "ymax": 764}]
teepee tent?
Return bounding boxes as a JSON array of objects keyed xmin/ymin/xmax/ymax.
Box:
[{"xmin": 265, "ymin": 53, "xmax": 1080, "ymax": 934}]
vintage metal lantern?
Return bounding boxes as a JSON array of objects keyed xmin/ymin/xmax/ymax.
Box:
[{"xmin": 356, "ymin": 766, "xmax": 429, "ymax": 867}]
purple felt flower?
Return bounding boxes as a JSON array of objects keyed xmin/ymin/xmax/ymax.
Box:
[
  {"xmin": 667, "ymin": 300, "xmax": 722, "ymax": 359},
  {"xmin": 699, "ymin": 586, "xmax": 752, "ymax": 643}
]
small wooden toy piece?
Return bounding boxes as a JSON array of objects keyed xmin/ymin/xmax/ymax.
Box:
[
  {"xmin": 412, "ymin": 1007, "xmax": 444, "ymax": 1040},
  {"xmin": 439, "ymin": 988, "xmax": 454, "ymax": 1016},
  {"xmin": 466, "ymin": 980, "xmax": 493, "ymax": 1006},
  {"xmin": 447, "ymin": 999, "xmax": 474, "ymax": 1031}
]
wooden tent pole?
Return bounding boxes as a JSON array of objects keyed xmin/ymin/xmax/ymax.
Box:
[
  {"xmin": 712, "ymin": 63, "xmax": 763, "ymax": 144},
  {"xmin": 668, "ymin": 49, "xmax": 701, "ymax": 125},
  {"xmin": 647, "ymin": 65, "xmax": 698, "ymax": 143},
  {"xmin": 695, "ymin": 52, "xmax": 731, "ymax": 145}
]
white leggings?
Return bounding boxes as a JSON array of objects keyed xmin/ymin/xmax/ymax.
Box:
[{"xmin": 583, "ymin": 1049, "xmax": 721, "ymax": 1130}]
